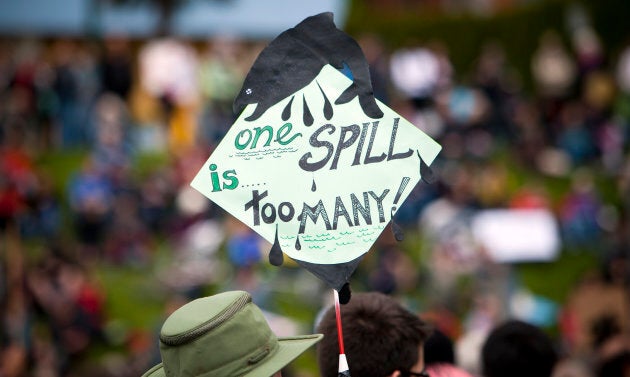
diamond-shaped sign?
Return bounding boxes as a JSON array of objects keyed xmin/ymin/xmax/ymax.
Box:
[{"xmin": 191, "ymin": 64, "xmax": 441, "ymax": 287}]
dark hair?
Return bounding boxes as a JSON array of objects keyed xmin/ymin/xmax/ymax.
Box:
[
  {"xmin": 481, "ymin": 320, "xmax": 558, "ymax": 377},
  {"xmin": 424, "ymin": 328, "xmax": 455, "ymax": 365},
  {"xmin": 598, "ymin": 351, "xmax": 630, "ymax": 377},
  {"xmin": 316, "ymin": 292, "xmax": 431, "ymax": 377}
]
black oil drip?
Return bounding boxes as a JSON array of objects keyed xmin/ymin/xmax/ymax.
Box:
[
  {"xmin": 268, "ymin": 225, "xmax": 284, "ymax": 266},
  {"xmin": 391, "ymin": 219, "xmax": 404, "ymax": 242},
  {"xmin": 303, "ymin": 94, "xmax": 314, "ymax": 126},
  {"xmin": 317, "ymin": 81, "xmax": 333, "ymax": 120},
  {"xmin": 390, "ymin": 208, "xmax": 404, "ymax": 242},
  {"xmin": 281, "ymin": 96, "xmax": 294, "ymax": 121},
  {"xmin": 311, "ymin": 177, "xmax": 317, "ymax": 192},
  {"xmin": 295, "ymin": 235, "xmax": 301, "ymax": 250},
  {"xmin": 338, "ymin": 282, "xmax": 351, "ymax": 304}
]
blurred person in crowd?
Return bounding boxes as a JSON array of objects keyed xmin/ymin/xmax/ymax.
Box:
[
  {"xmin": 558, "ymin": 168, "xmax": 602, "ymax": 247},
  {"xmin": 509, "ymin": 181, "xmax": 552, "ymax": 210},
  {"xmin": 52, "ymin": 40, "xmax": 99, "ymax": 148},
  {"xmin": 552, "ymin": 358, "xmax": 594, "ymax": 377},
  {"xmin": 389, "ymin": 45, "xmax": 440, "ymax": 102},
  {"xmin": 560, "ymin": 270, "xmax": 630, "ymax": 357},
  {"xmin": 158, "ymin": 185, "xmax": 225, "ymax": 298},
  {"xmin": 32, "ymin": 57, "xmax": 58, "ymax": 151},
  {"xmin": 605, "ymin": 249, "xmax": 630, "ymax": 288},
  {"xmin": 367, "ymin": 243, "xmax": 419, "ymax": 295},
  {"xmin": 419, "ymin": 163, "xmax": 483, "ymax": 306},
  {"xmin": 473, "ymin": 41, "xmax": 515, "ymax": 141},
  {"xmin": 316, "ymin": 291, "xmax": 432, "ymax": 377},
  {"xmin": 390, "ymin": 43, "xmax": 452, "ymax": 107},
  {"xmin": 26, "ymin": 249, "xmax": 106, "ymax": 374},
  {"xmin": 68, "ymin": 157, "xmax": 113, "ymax": 258},
  {"xmin": 481, "ymin": 320, "xmax": 558, "ymax": 377},
  {"xmin": 221, "ymin": 215, "xmax": 269, "ymax": 303},
  {"xmin": 425, "ymin": 327, "xmax": 454, "ymax": 365},
  {"xmin": 556, "ymin": 101, "xmax": 596, "ymax": 166},
  {"xmin": 90, "ymin": 92, "xmax": 133, "ymax": 178},
  {"xmin": 616, "ymin": 39, "xmax": 630, "ymax": 96},
  {"xmin": 389, "ymin": 43, "xmax": 451, "ymax": 137},
  {"xmin": 571, "ymin": 26, "xmax": 604, "ymax": 78},
  {"xmin": 139, "ymin": 167, "xmax": 176, "ymax": 234},
  {"xmin": 358, "ymin": 33, "xmax": 391, "ymax": 105},
  {"xmin": 0, "ymin": 224, "xmax": 29, "ymax": 377},
  {"xmin": 18, "ymin": 170, "xmax": 61, "ymax": 240},
  {"xmin": 0, "ymin": 123, "xmax": 34, "ymax": 234},
  {"xmin": 582, "ymin": 70, "xmax": 616, "ymax": 114},
  {"xmin": 392, "ymin": 41, "xmax": 452, "ymax": 141},
  {"xmin": 7, "ymin": 40, "xmax": 40, "ymax": 131},
  {"xmin": 138, "ymin": 38, "xmax": 200, "ymax": 151},
  {"xmin": 198, "ymin": 36, "xmax": 244, "ymax": 147},
  {"xmin": 473, "ymin": 162, "xmax": 509, "ymax": 208},
  {"xmin": 0, "ymin": 287, "xmax": 29, "ymax": 377},
  {"xmin": 455, "ymin": 292, "xmax": 505, "ymax": 375},
  {"xmin": 589, "ymin": 315, "xmax": 630, "ymax": 377},
  {"xmin": 91, "ymin": 93, "xmax": 133, "ymax": 194},
  {"xmin": 364, "ymin": 230, "xmax": 421, "ymax": 295},
  {"xmin": 532, "ymin": 31, "xmax": 577, "ymax": 101},
  {"xmin": 435, "ymin": 84, "xmax": 491, "ymax": 156},
  {"xmin": 100, "ymin": 36, "xmax": 133, "ymax": 101},
  {"xmin": 142, "ymin": 290, "xmax": 322, "ymax": 377},
  {"xmin": 0, "ymin": 121, "xmax": 34, "ymax": 190},
  {"xmin": 105, "ymin": 187, "xmax": 152, "ymax": 265},
  {"xmin": 424, "ymin": 328, "xmax": 474, "ymax": 377},
  {"xmin": 0, "ymin": 175, "xmax": 21, "ymax": 234}
]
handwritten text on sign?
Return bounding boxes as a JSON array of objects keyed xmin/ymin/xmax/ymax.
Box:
[{"xmin": 191, "ymin": 65, "xmax": 441, "ymax": 265}]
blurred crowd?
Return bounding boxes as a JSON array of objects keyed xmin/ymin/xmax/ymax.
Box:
[{"xmin": 0, "ymin": 11, "xmax": 630, "ymax": 377}]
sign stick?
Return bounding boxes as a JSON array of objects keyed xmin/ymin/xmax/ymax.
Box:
[{"xmin": 334, "ymin": 289, "xmax": 350, "ymax": 376}]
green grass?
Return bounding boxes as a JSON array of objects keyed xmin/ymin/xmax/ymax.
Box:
[
  {"xmin": 96, "ymin": 264, "xmax": 167, "ymax": 332},
  {"xmin": 132, "ymin": 151, "xmax": 172, "ymax": 178},
  {"xmin": 35, "ymin": 149, "xmax": 88, "ymax": 192},
  {"xmin": 516, "ymin": 251, "xmax": 599, "ymax": 303}
]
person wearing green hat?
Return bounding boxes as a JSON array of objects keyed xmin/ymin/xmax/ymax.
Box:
[{"xmin": 142, "ymin": 290, "xmax": 323, "ymax": 377}]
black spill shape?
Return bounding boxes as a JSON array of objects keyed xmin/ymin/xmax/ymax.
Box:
[
  {"xmin": 418, "ymin": 151, "xmax": 436, "ymax": 184},
  {"xmin": 295, "ymin": 235, "xmax": 301, "ymax": 250},
  {"xmin": 317, "ymin": 81, "xmax": 333, "ymax": 120},
  {"xmin": 303, "ymin": 94, "xmax": 314, "ymax": 126},
  {"xmin": 338, "ymin": 282, "xmax": 351, "ymax": 304},
  {"xmin": 281, "ymin": 96, "xmax": 294, "ymax": 121},
  {"xmin": 311, "ymin": 177, "xmax": 317, "ymax": 192},
  {"xmin": 269, "ymin": 225, "xmax": 284, "ymax": 266},
  {"xmin": 391, "ymin": 218, "xmax": 404, "ymax": 242}
]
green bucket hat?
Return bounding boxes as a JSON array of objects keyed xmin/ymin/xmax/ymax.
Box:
[{"xmin": 142, "ymin": 291, "xmax": 323, "ymax": 377}]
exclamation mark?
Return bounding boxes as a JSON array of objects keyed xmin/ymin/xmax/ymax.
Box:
[
  {"xmin": 391, "ymin": 176, "xmax": 411, "ymax": 212},
  {"xmin": 390, "ymin": 176, "xmax": 410, "ymax": 242}
]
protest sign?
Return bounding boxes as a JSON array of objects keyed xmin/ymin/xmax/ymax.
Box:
[
  {"xmin": 191, "ymin": 63, "xmax": 440, "ymax": 281},
  {"xmin": 191, "ymin": 12, "xmax": 441, "ymax": 297}
]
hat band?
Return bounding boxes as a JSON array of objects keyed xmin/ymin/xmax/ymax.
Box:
[{"xmin": 160, "ymin": 293, "xmax": 252, "ymax": 346}]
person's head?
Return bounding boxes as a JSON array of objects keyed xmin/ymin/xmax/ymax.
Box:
[
  {"xmin": 481, "ymin": 320, "xmax": 558, "ymax": 377},
  {"xmin": 142, "ymin": 291, "xmax": 322, "ymax": 377},
  {"xmin": 424, "ymin": 328, "xmax": 455, "ymax": 366},
  {"xmin": 316, "ymin": 292, "xmax": 431, "ymax": 377}
]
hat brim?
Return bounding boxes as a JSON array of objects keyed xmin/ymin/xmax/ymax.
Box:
[
  {"xmin": 244, "ymin": 334, "xmax": 323, "ymax": 377},
  {"xmin": 142, "ymin": 334, "xmax": 322, "ymax": 377},
  {"xmin": 142, "ymin": 363, "xmax": 166, "ymax": 377}
]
